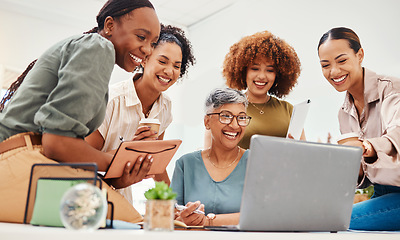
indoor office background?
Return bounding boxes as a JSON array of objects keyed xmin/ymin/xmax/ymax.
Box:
[{"xmin": 1, "ymin": 0, "xmax": 399, "ymax": 214}]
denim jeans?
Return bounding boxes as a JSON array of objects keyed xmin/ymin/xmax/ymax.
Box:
[{"xmin": 349, "ymin": 184, "xmax": 400, "ymax": 231}]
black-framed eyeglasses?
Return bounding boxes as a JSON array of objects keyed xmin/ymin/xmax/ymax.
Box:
[{"xmin": 207, "ymin": 110, "xmax": 251, "ymax": 126}]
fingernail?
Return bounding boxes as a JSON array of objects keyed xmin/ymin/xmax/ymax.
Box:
[
  {"xmin": 150, "ymin": 157, "xmax": 153, "ymax": 163},
  {"xmin": 154, "ymin": 131, "xmax": 158, "ymax": 134},
  {"xmin": 139, "ymin": 157, "xmax": 143, "ymax": 162},
  {"xmin": 127, "ymin": 162, "xmax": 131, "ymax": 167}
]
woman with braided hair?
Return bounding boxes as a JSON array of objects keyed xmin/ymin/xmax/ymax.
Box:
[
  {"xmin": 0, "ymin": 0, "xmax": 160, "ymax": 224},
  {"xmin": 86, "ymin": 23, "xmax": 195, "ymax": 203}
]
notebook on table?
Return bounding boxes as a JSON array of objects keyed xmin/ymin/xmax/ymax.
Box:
[{"xmin": 208, "ymin": 135, "xmax": 362, "ymax": 232}]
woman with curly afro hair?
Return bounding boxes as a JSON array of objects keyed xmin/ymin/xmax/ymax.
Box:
[
  {"xmin": 223, "ymin": 30, "xmax": 303, "ymax": 149},
  {"xmin": 86, "ymin": 23, "xmax": 195, "ymax": 203}
]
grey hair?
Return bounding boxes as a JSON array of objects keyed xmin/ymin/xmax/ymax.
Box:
[{"xmin": 205, "ymin": 88, "xmax": 248, "ymax": 114}]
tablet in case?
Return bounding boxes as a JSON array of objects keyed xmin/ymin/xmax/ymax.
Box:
[{"xmin": 104, "ymin": 139, "xmax": 182, "ymax": 179}]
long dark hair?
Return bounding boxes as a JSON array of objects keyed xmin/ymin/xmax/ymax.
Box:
[
  {"xmin": 0, "ymin": 0, "xmax": 155, "ymax": 112},
  {"xmin": 317, "ymin": 27, "xmax": 362, "ymax": 54}
]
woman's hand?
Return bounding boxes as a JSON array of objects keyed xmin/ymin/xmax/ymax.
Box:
[
  {"xmin": 132, "ymin": 126, "xmax": 158, "ymax": 141},
  {"xmin": 342, "ymin": 139, "xmax": 363, "ymax": 148},
  {"xmin": 361, "ymin": 140, "xmax": 377, "ymax": 158},
  {"xmin": 107, "ymin": 154, "xmax": 154, "ymax": 189},
  {"xmin": 176, "ymin": 201, "xmax": 206, "ymax": 226}
]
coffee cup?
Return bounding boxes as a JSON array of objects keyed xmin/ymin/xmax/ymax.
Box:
[
  {"xmin": 138, "ymin": 118, "xmax": 160, "ymax": 138},
  {"xmin": 337, "ymin": 132, "xmax": 359, "ymax": 145}
]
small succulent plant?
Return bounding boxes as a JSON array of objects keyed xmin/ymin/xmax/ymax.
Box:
[{"xmin": 144, "ymin": 181, "xmax": 177, "ymax": 200}]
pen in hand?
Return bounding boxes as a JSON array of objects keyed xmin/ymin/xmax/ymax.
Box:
[{"xmin": 175, "ymin": 203, "xmax": 205, "ymax": 215}]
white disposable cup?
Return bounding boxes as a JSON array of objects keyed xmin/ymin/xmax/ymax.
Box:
[
  {"xmin": 337, "ymin": 132, "xmax": 359, "ymax": 145},
  {"xmin": 139, "ymin": 118, "xmax": 160, "ymax": 138}
]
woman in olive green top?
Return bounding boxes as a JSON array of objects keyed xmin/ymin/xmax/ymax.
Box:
[{"xmin": 222, "ymin": 30, "xmax": 304, "ymax": 149}]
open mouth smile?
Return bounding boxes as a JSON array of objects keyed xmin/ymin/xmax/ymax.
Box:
[
  {"xmin": 158, "ymin": 76, "xmax": 171, "ymax": 84},
  {"xmin": 129, "ymin": 53, "xmax": 143, "ymax": 64},
  {"xmin": 254, "ymin": 81, "xmax": 267, "ymax": 86},
  {"xmin": 223, "ymin": 131, "xmax": 239, "ymax": 139},
  {"xmin": 332, "ymin": 75, "xmax": 347, "ymax": 83}
]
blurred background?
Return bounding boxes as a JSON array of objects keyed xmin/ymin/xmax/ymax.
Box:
[{"xmin": 1, "ymin": 0, "xmax": 399, "ymax": 213}]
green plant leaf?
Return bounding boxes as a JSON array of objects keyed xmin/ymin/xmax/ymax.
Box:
[{"xmin": 144, "ymin": 181, "xmax": 177, "ymax": 200}]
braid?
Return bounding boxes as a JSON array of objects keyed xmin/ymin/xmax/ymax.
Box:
[
  {"xmin": 84, "ymin": 27, "xmax": 99, "ymax": 34},
  {"xmin": 0, "ymin": 59, "xmax": 37, "ymax": 112}
]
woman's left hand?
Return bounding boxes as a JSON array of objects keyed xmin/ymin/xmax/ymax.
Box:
[
  {"xmin": 176, "ymin": 201, "xmax": 206, "ymax": 226},
  {"xmin": 107, "ymin": 154, "xmax": 153, "ymax": 189}
]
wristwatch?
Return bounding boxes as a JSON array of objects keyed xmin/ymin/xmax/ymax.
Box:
[{"xmin": 206, "ymin": 213, "xmax": 216, "ymax": 226}]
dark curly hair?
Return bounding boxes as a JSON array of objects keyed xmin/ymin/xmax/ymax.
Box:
[
  {"xmin": 223, "ymin": 30, "xmax": 301, "ymax": 98},
  {"xmin": 158, "ymin": 24, "xmax": 195, "ymax": 78}
]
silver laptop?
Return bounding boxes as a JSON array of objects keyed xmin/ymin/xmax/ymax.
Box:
[{"xmin": 238, "ymin": 135, "xmax": 362, "ymax": 232}]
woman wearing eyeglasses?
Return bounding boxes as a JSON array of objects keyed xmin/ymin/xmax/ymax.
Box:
[{"xmin": 171, "ymin": 88, "xmax": 250, "ymax": 226}]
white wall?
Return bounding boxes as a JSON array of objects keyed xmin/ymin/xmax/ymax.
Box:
[{"xmin": 1, "ymin": 0, "xmax": 400, "ymax": 169}]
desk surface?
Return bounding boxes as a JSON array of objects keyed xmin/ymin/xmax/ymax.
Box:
[{"xmin": 1, "ymin": 222, "xmax": 399, "ymax": 240}]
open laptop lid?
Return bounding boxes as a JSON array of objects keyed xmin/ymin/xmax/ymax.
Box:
[{"xmin": 239, "ymin": 135, "xmax": 362, "ymax": 232}]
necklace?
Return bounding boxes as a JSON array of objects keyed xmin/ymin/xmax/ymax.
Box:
[
  {"xmin": 143, "ymin": 103, "xmax": 154, "ymax": 118},
  {"xmin": 246, "ymin": 93, "xmax": 269, "ymax": 115},
  {"xmin": 207, "ymin": 147, "xmax": 241, "ymax": 169},
  {"xmin": 249, "ymin": 101, "xmax": 267, "ymax": 114}
]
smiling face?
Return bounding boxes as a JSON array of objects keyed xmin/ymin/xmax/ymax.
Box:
[
  {"xmin": 106, "ymin": 7, "xmax": 160, "ymax": 72},
  {"xmin": 205, "ymin": 103, "xmax": 247, "ymax": 151},
  {"xmin": 245, "ymin": 56, "xmax": 276, "ymax": 100},
  {"xmin": 141, "ymin": 41, "xmax": 182, "ymax": 92},
  {"xmin": 318, "ymin": 39, "xmax": 364, "ymax": 93}
]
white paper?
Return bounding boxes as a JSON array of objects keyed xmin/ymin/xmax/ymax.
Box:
[{"xmin": 286, "ymin": 99, "xmax": 311, "ymax": 140}]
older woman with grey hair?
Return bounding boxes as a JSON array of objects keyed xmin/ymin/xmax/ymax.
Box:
[{"xmin": 171, "ymin": 87, "xmax": 251, "ymax": 226}]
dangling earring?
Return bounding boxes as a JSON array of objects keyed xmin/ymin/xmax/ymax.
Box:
[{"xmin": 132, "ymin": 64, "xmax": 144, "ymax": 81}]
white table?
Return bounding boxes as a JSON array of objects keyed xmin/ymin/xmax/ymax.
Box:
[{"xmin": 1, "ymin": 222, "xmax": 399, "ymax": 240}]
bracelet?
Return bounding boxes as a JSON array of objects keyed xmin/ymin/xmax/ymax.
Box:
[{"xmin": 206, "ymin": 213, "xmax": 216, "ymax": 226}]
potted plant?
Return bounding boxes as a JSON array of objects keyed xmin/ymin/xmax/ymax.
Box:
[
  {"xmin": 144, "ymin": 181, "xmax": 177, "ymax": 231},
  {"xmin": 354, "ymin": 185, "xmax": 374, "ymax": 203}
]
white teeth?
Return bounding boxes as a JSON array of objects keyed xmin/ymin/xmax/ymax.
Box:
[
  {"xmin": 129, "ymin": 53, "xmax": 142, "ymax": 63},
  {"xmin": 158, "ymin": 76, "xmax": 170, "ymax": 83},
  {"xmin": 224, "ymin": 131, "xmax": 238, "ymax": 137},
  {"xmin": 332, "ymin": 75, "xmax": 346, "ymax": 83},
  {"xmin": 254, "ymin": 81, "xmax": 267, "ymax": 86}
]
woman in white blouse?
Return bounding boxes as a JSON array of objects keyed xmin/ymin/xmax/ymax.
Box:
[{"xmin": 86, "ymin": 24, "xmax": 195, "ymax": 202}]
